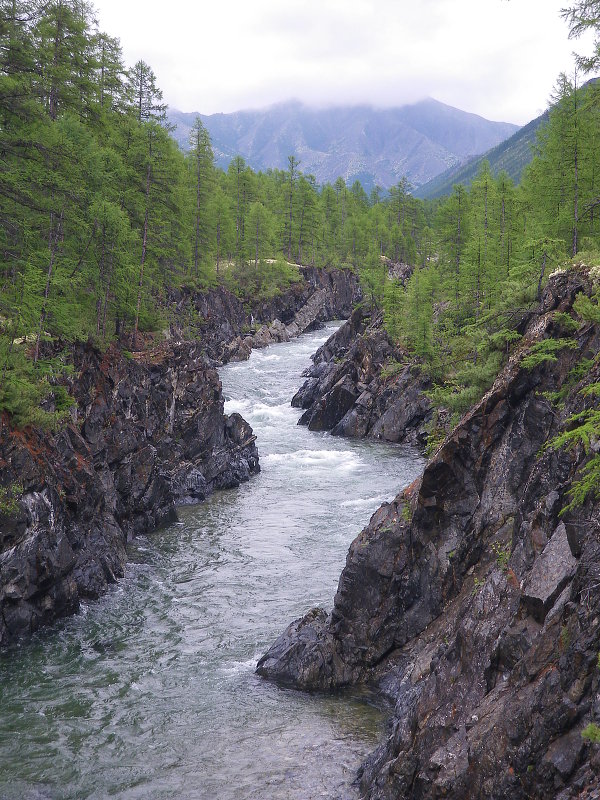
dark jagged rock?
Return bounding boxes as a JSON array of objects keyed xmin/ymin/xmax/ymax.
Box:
[
  {"xmin": 294, "ymin": 306, "xmax": 432, "ymax": 447},
  {"xmin": 227, "ymin": 268, "xmax": 362, "ymax": 360},
  {"xmin": 0, "ymin": 342, "xmax": 259, "ymax": 646},
  {"xmin": 258, "ymin": 271, "xmax": 600, "ymax": 799},
  {"xmin": 170, "ymin": 266, "xmax": 362, "ymax": 365}
]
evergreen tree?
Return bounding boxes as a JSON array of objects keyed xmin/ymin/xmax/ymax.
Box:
[
  {"xmin": 208, "ymin": 185, "xmax": 234, "ymax": 275},
  {"xmin": 296, "ymin": 175, "xmax": 319, "ymax": 266},
  {"xmin": 33, "ymin": 0, "xmax": 97, "ymax": 121},
  {"xmin": 126, "ymin": 59, "xmax": 167, "ymax": 125},
  {"xmin": 94, "ymin": 32, "xmax": 126, "ymax": 113},
  {"xmin": 562, "ymin": 0, "xmax": 600, "ymax": 72},
  {"xmin": 284, "ymin": 155, "xmax": 300, "ymax": 261},
  {"xmin": 187, "ymin": 116, "xmax": 214, "ymax": 277}
]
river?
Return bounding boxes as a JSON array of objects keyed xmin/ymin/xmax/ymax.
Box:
[{"xmin": 0, "ymin": 323, "xmax": 424, "ymax": 800}]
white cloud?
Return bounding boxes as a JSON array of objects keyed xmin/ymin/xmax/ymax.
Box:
[{"xmin": 92, "ymin": 0, "xmax": 596, "ymax": 124}]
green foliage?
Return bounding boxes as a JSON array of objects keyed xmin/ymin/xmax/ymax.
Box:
[
  {"xmin": 574, "ymin": 290, "xmax": 600, "ymax": 323},
  {"xmin": 2, "ymin": 0, "xmax": 600, "ymax": 441},
  {"xmin": 542, "ymin": 358, "xmax": 595, "ymax": 407},
  {"xmin": 424, "ymin": 424, "xmax": 448, "ymax": 457},
  {"xmin": 428, "ymin": 349, "xmax": 503, "ymax": 416},
  {"xmin": 223, "ymin": 259, "xmax": 301, "ymax": 302},
  {"xmin": 547, "ymin": 406, "xmax": 600, "ymax": 454},
  {"xmin": 553, "ymin": 311, "xmax": 580, "ymax": 333},
  {"xmin": 491, "ymin": 540, "xmax": 511, "ymax": 572},
  {"xmin": 0, "ymin": 368, "xmax": 74, "ymax": 430},
  {"xmin": 545, "ymin": 362, "xmax": 600, "ymax": 512},
  {"xmin": 520, "ymin": 338, "xmax": 578, "ymax": 370},
  {"xmin": 380, "ymin": 359, "xmax": 405, "ymax": 379},
  {"xmin": 560, "ymin": 453, "xmax": 600, "ymax": 514},
  {"xmin": 582, "ymin": 724, "xmax": 600, "ymax": 745},
  {"xmin": 0, "ymin": 483, "xmax": 24, "ymax": 516}
]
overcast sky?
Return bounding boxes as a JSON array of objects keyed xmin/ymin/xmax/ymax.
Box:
[{"xmin": 91, "ymin": 0, "xmax": 594, "ymax": 125}]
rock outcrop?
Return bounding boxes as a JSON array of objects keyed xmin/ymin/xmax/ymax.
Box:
[
  {"xmin": 293, "ymin": 306, "xmax": 432, "ymax": 447},
  {"xmin": 0, "ymin": 342, "xmax": 259, "ymax": 647},
  {"xmin": 170, "ymin": 266, "xmax": 362, "ymax": 365},
  {"xmin": 258, "ymin": 271, "xmax": 600, "ymax": 799}
]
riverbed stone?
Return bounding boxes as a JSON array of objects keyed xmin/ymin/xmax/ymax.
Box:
[{"xmin": 268, "ymin": 319, "xmax": 289, "ymax": 342}]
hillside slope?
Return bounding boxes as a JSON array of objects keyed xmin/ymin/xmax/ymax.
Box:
[{"xmin": 415, "ymin": 111, "xmax": 548, "ymax": 199}]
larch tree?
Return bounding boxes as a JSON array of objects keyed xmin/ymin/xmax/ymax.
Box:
[
  {"xmin": 187, "ymin": 116, "xmax": 214, "ymax": 277},
  {"xmin": 125, "ymin": 59, "xmax": 167, "ymax": 125}
]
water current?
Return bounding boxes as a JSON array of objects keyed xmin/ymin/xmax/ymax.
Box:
[{"xmin": 0, "ymin": 323, "xmax": 424, "ymax": 800}]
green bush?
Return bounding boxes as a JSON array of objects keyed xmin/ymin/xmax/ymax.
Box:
[
  {"xmin": 520, "ymin": 338, "xmax": 577, "ymax": 370},
  {"xmin": 0, "ymin": 484, "xmax": 23, "ymax": 515},
  {"xmin": 223, "ymin": 259, "xmax": 302, "ymax": 302}
]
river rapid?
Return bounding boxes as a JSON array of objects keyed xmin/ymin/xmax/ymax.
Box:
[{"xmin": 0, "ymin": 323, "xmax": 423, "ymax": 800}]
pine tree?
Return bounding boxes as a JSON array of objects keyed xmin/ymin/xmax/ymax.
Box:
[
  {"xmin": 228, "ymin": 156, "xmax": 253, "ymax": 266},
  {"xmin": 125, "ymin": 59, "xmax": 167, "ymax": 125},
  {"xmin": 94, "ymin": 32, "xmax": 126, "ymax": 114},
  {"xmin": 187, "ymin": 116, "xmax": 214, "ymax": 277},
  {"xmin": 33, "ymin": 0, "xmax": 97, "ymax": 121},
  {"xmin": 296, "ymin": 175, "xmax": 319, "ymax": 266},
  {"xmin": 208, "ymin": 184, "xmax": 234, "ymax": 275},
  {"xmin": 562, "ymin": 0, "xmax": 600, "ymax": 72},
  {"xmin": 284, "ymin": 155, "xmax": 300, "ymax": 261}
]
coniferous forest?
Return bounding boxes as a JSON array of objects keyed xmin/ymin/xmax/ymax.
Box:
[{"xmin": 1, "ymin": 0, "xmax": 600, "ymax": 436}]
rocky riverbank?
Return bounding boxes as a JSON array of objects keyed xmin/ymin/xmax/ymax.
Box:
[
  {"xmin": 258, "ymin": 270, "xmax": 600, "ymax": 799},
  {"xmin": 0, "ymin": 266, "xmax": 361, "ymax": 647},
  {"xmin": 292, "ymin": 305, "xmax": 432, "ymax": 448},
  {"xmin": 0, "ymin": 342, "xmax": 258, "ymax": 647},
  {"xmin": 169, "ymin": 265, "xmax": 361, "ymax": 365}
]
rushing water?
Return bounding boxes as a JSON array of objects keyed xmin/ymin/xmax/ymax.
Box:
[{"xmin": 0, "ymin": 323, "xmax": 424, "ymax": 800}]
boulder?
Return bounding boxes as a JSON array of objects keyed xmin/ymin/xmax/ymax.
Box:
[{"xmin": 521, "ymin": 523, "xmax": 578, "ymax": 621}]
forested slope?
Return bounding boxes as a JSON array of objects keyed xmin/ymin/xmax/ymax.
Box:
[
  {"xmin": 414, "ymin": 110, "xmax": 548, "ymax": 200},
  {"xmin": 257, "ymin": 4, "xmax": 600, "ymax": 796}
]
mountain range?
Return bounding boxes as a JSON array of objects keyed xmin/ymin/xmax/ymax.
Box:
[{"xmin": 167, "ymin": 99, "xmax": 519, "ymax": 193}]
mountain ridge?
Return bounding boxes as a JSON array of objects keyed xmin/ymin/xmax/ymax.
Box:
[
  {"xmin": 414, "ymin": 110, "xmax": 548, "ymax": 199},
  {"xmin": 167, "ymin": 98, "xmax": 519, "ymax": 191}
]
